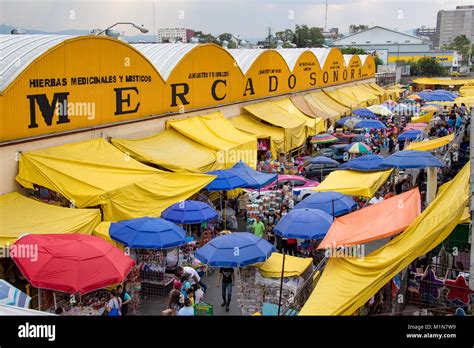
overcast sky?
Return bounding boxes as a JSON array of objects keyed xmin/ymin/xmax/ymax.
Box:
[{"xmin": 1, "ymin": 0, "xmax": 472, "ymax": 38}]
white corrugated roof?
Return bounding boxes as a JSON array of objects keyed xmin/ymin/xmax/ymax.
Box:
[
  {"xmin": 343, "ymin": 54, "xmax": 353, "ymax": 66},
  {"xmin": 227, "ymin": 48, "xmax": 266, "ymax": 74},
  {"xmin": 309, "ymin": 48, "xmax": 332, "ymax": 67},
  {"xmin": 359, "ymin": 54, "xmax": 369, "ymax": 65},
  {"xmin": 131, "ymin": 43, "xmax": 196, "ymax": 81},
  {"xmin": 275, "ymin": 48, "xmax": 310, "ymax": 71},
  {"xmin": 0, "ymin": 34, "xmax": 74, "ymax": 92}
]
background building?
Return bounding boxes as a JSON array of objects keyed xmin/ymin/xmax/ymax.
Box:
[
  {"xmin": 156, "ymin": 28, "xmax": 195, "ymax": 43},
  {"xmin": 332, "ymin": 26, "xmax": 458, "ymax": 71},
  {"xmin": 415, "ymin": 26, "xmax": 438, "ymax": 49},
  {"xmin": 437, "ymin": 6, "xmax": 474, "ymax": 47}
]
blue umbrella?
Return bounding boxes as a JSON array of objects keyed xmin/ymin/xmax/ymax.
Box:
[
  {"xmin": 308, "ymin": 156, "xmax": 339, "ymax": 165},
  {"xmin": 381, "ymin": 150, "xmax": 444, "ymax": 169},
  {"xmin": 0, "ymin": 280, "xmax": 31, "ymax": 308},
  {"xmin": 339, "ymin": 154, "xmax": 385, "ymax": 171},
  {"xmin": 274, "ymin": 208, "xmax": 333, "ymax": 240},
  {"xmin": 195, "ymin": 232, "xmax": 275, "ymax": 267},
  {"xmin": 352, "ymin": 108, "xmax": 377, "ymax": 119},
  {"xmin": 205, "ymin": 170, "xmax": 248, "ymax": 191},
  {"xmin": 161, "ymin": 200, "xmax": 218, "ymax": 224},
  {"xmin": 398, "ymin": 130, "xmax": 422, "ymax": 141},
  {"xmin": 227, "ymin": 161, "xmax": 277, "ymax": 189},
  {"xmin": 109, "ymin": 217, "xmax": 186, "ymax": 249},
  {"xmin": 294, "ymin": 191, "xmax": 357, "ymax": 217},
  {"xmin": 354, "ymin": 119, "xmax": 387, "ymax": 129}
]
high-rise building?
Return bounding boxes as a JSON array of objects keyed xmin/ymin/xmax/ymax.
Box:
[
  {"xmin": 415, "ymin": 27, "xmax": 438, "ymax": 48},
  {"xmin": 437, "ymin": 6, "xmax": 474, "ymax": 47},
  {"xmin": 156, "ymin": 28, "xmax": 195, "ymax": 43}
]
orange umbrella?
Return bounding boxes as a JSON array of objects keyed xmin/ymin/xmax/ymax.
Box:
[
  {"xmin": 318, "ymin": 188, "xmax": 421, "ymax": 249},
  {"xmin": 407, "ymin": 94, "xmax": 421, "ymax": 100}
]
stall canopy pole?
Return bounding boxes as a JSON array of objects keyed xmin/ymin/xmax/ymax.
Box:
[{"xmin": 277, "ymin": 252, "xmax": 286, "ymax": 316}]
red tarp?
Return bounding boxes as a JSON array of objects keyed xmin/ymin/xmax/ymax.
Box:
[{"xmin": 318, "ymin": 188, "xmax": 421, "ymax": 249}]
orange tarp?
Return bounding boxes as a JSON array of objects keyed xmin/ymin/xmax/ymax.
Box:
[{"xmin": 318, "ymin": 189, "xmax": 421, "ymax": 249}]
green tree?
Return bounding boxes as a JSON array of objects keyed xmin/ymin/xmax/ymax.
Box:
[
  {"xmin": 193, "ymin": 31, "xmax": 218, "ymax": 44},
  {"xmin": 275, "ymin": 29, "xmax": 294, "ymax": 42},
  {"xmin": 292, "ymin": 25, "xmax": 325, "ymax": 47},
  {"xmin": 217, "ymin": 33, "xmax": 237, "ymax": 48},
  {"xmin": 409, "ymin": 57, "xmax": 446, "ymax": 77},
  {"xmin": 340, "ymin": 48, "xmax": 384, "ymax": 66},
  {"xmin": 443, "ymin": 34, "xmax": 472, "ymax": 63}
]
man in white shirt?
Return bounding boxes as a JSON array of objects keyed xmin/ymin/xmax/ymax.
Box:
[
  {"xmin": 177, "ymin": 266, "xmax": 208, "ymax": 292},
  {"xmin": 369, "ymin": 193, "xmax": 384, "ymax": 205}
]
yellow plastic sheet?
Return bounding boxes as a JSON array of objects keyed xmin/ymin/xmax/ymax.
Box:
[
  {"xmin": 0, "ymin": 192, "xmax": 101, "ymax": 247},
  {"xmin": 167, "ymin": 113, "xmax": 257, "ymax": 168},
  {"xmin": 368, "ymin": 83, "xmax": 396, "ymax": 100},
  {"xmin": 357, "ymin": 84, "xmax": 384, "ymax": 103},
  {"xmin": 16, "ymin": 138, "xmax": 215, "ymax": 221},
  {"xmin": 244, "ymin": 102, "xmax": 307, "ymax": 150},
  {"xmin": 323, "ymin": 88, "xmax": 365, "ymax": 109},
  {"xmin": 406, "ymin": 134, "xmax": 454, "ymax": 151},
  {"xmin": 313, "ymin": 170, "xmax": 392, "ymax": 198},
  {"xmin": 345, "ymin": 85, "xmax": 380, "ymax": 106},
  {"xmin": 229, "ymin": 113, "xmax": 286, "ymax": 158},
  {"xmin": 459, "ymin": 85, "xmax": 474, "ymax": 96},
  {"xmin": 304, "ymin": 91, "xmax": 351, "ymax": 118},
  {"xmin": 300, "ymin": 162, "xmax": 470, "ymax": 315},
  {"xmin": 257, "ymin": 253, "xmax": 313, "ymax": 278},
  {"xmin": 273, "ymin": 98, "xmax": 326, "ymax": 136},
  {"xmin": 411, "ymin": 111, "xmax": 435, "ymax": 124},
  {"xmin": 112, "ymin": 129, "xmax": 222, "ymax": 173}
]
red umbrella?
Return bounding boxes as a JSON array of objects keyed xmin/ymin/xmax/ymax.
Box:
[{"xmin": 12, "ymin": 234, "xmax": 135, "ymax": 294}]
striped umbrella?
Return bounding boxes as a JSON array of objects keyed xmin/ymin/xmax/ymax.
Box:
[
  {"xmin": 310, "ymin": 133, "xmax": 338, "ymax": 144},
  {"xmin": 345, "ymin": 142, "xmax": 372, "ymax": 154}
]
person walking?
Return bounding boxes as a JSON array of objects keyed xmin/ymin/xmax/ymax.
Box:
[
  {"xmin": 252, "ymin": 215, "xmax": 265, "ymax": 239},
  {"xmin": 105, "ymin": 290, "xmax": 122, "ymax": 316},
  {"xmin": 216, "ymin": 267, "xmax": 234, "ymax": 312},
  {"xmin": 116, "ymin": 285, "xmax": 132, "ymax": 316}
]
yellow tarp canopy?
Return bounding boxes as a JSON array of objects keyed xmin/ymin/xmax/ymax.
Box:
[
  {"xmin": 460, "ymin": 207, "xmax": 470, "ymax": 224},
  {"xmin": 300, "ymin": 162, "xmax": 470, "ymax": 315},
  {"xmin": 345, "ymin": 85, "xmax": 380, "ymax": 105},
  {"xmin": 16, "ymin": 138, "xmax": 215, "ymax": 221},
  {"xmin": 313, "ymin": 170, "xmax": 392, "ymax": 198},
  {"xmin": 229, "ymin": 113, "xmax": 286, "ymax": 158},
  {"xmin": 411, "ymin": 110, "xmax": 435, "ymax": 124},
  {"xmin": 323, "ymin": 88, "xmax": 365, "ymax": 109},
  {"xmin": 92, "ymin": 221, "xmax": 123, "ymax": 249},
  {"xmin": 244, "ymin": 102, "xmax": 307, "ymax": 150},
  {"xmin": 412, "ymin": 78, "xmax": 474, "ymax": 86},
  {"xmin": 0, "ymin": 192, "xmax": 101, "ymax": 247},
  {"xmin": 357, "ymin": 84, "xmax": 384, "ymax": 103},
  {"xmin": 406, "ymin": 134, "xmax": 454, "ymax": 151},
  {"xmin": 459, "ymin": 85, "xmax": 474, "ymax": 96},
  {"xmin": 368, "ymin": 82, "xmax": 398, "ymax": 100},
  {"xmin": 167, "ymin": 112, "xmax": 257, "ymax": 168},
  {"xmin": 273, "ymin": 98, "xmax": 326, "ymax": 136},
  {"xmin": 304, "ymin": 91, "xmax": 351, "ymax": 119},
  {"xmin": 111, "ymin": 129, "xmax": 222, "ymax": 173},
  {"xmin": 454, "ymin": 96, "xmax": 474, "ymax": 106},
  {"xmin": 290, "ymin": 95, "xmax": 334, "ymax": 120},
  {"xmin": 257, "ymin": 253, "xmax": 313, "ymax": 278}
]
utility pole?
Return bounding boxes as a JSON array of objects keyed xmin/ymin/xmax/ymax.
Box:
[
  {"xmin": 470, "ymin": 108, "xmax": 474, "ymax": 291},
  {"xmin": 153, "ymin": 2, "xmax": 157, "ymax": 42},
  {"xmin": 324, "ymin": 0, "xmax": 328, "ymax": 32}
]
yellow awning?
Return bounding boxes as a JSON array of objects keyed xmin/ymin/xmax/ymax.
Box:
[
  {"xmin": 460, "ymin": 207, "xmax": 470, "ymax": 224},
  {"xmin": 304, "ymin": 90, "xmax": 351, "ymax": 118},
  {"xmin": 357, "ymin": 84, "xmax": 384, "ymax": 103},
  {"xmin": 454, "ymin": 96, "xmax": 474, "ymax": 106},
  {"xmin": 112, "ymin": 129, "xmax": 222, "ymax": 173},
  {"xmin": 290, "ymin": 95, "xmax": 334, "ymax": 120},
  {"xmin": 313, "ymin": 170, "xmax": 392, "ymax": 198},
  {"xmin": 257, "ymin": 253, "xmax": 313, "ymax": 278},
  {"xmin": 167, "ymin": 112, "xmax": 257, "ymax": 168},
  {"xmin": 368, "ymin": 83, "xmax": 397, "ymax": 101},
  {"xmin": 16, "ymin": 138, "xmax": 215, "ymax": 221},
  {"xmin": 229, "ymin": 113, "xmax": 286, "ymax": 158},
  {"xmin": 406, "ymin": 134, "xmax": 454, "ymax": 151},
  {"xmin": 0, "ymin": 192, "xmax": 101, "ymax": 247},
  {"xmin": 412, "ymin": 78, "xmax": 474, "ymax": 86},
  {"xmin": 323, "ymin": 88, "xmax": 365, "ymax": 109},
  {"xmin": 299, "ymin": 162, "xmax": 469, "ymax": 315},
  {"xmin": 244, "ymin": 101, "xmax": 307, "ymax": 150},
  {"xmin": 273, "ymin": 98, "xmax": 326, "ymax": 136},
  {"xmin": 346, "ymin": 85, "xmax": 380, "ymax": 105}
]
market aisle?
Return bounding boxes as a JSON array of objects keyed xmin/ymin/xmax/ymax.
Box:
[{"xmin": 137, "ymin": 270, "xmax": 242, "ymax": 316}]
